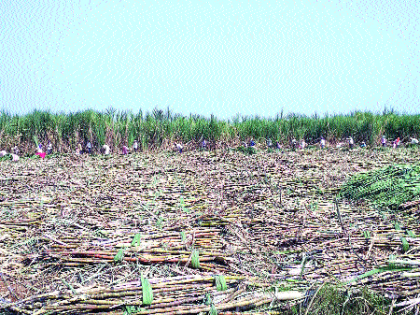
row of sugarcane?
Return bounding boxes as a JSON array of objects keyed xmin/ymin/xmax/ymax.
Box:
[
  {"xmin": 21, "ymin": 229, "xmax": 232, "ymax": 275},
  {"xmin": 14, "ymin": 201, "xmax": 420, "ymax": 298},
  {"xmin": 1, "ymin": 108, "xmax": 420, "ymax": 154},
  {"xmin": 0, "ymin": 275, "xmax": 305, "ymax": 314}
]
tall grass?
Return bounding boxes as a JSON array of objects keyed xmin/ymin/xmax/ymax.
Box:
[{"xmin": 1, "ymin": 108, "xmax": 419, "ymax": 153}]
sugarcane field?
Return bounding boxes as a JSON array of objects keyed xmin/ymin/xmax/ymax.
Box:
[{"xmin": 1, "ymin": 111, "xmax": 420, "ymax": 314}]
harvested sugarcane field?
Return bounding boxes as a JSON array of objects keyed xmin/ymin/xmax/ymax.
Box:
[
  {"xmin": 2, "ymin": 0, "xmax": 418, "ymax": 311},
  {"xmin": 1, "ymin": 143, "xmax": 420, "ymax": 315}
]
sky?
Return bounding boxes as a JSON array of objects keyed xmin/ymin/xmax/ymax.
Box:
[{"xmin": 1, "ymin": 0, "xmax": 418, "ymax": 120}]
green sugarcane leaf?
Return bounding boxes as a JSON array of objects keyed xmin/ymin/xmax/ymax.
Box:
[
  {"xmin": 131, "ymin": 233, "xmax": 141, "ymax": 247},
  {"xmin": 401, "ymin": 237, "xmax": 409, "ymax": 253},
  {"xmin": 114, "ymin": 248, "xmax": 125, "ymax": 263},
  {"xmin": 141, "ymin": 274, "xmax": 153, "ymax": 306},
  {"xmin": 204, "ymin": 293, "xmax": 212, "ymax": 305},
  {"xmin": 363, "ymin": 230, "xmax": 371, "ymax": 239},
  {"xmin": 191, "ymin": 249, "xmax": 200, "ymax": 269},
  {"xmin": 33, "ymin": 135, "xmax": 39, "ymax": 147},
  {"xmin": 347, "ymin": 269, "xmax": 381, "ymax": 283},
  {"xmin": 407, "ymin": 230, "xmax": 416, "ymax": 238},
  {"xmin": 180, "ymin": 231, "xmax": 186, "ymax": 242},
  {"xmin": 214, "ymin": 275, "xmax": 227, "ymax": 291},
  {"xmin": 180, "ymin": 197, "xmax": 190, "ymax": 213},
  {"xmin": 388, "ymin": 255, "xmax": 396, "ymax": 270},
  {"xmin": 124, "ymin": 305, "xmax": 137, "ymax": 315},
  {"xmin": 209, "ymin": 304, "xmax": 218, "ymax": 315},
  {"xmin": 156, "ymin": 217, "xmax": 163, "ymax": 229},
  {"xmin": 219, "ymin": 276, "xmax": 227, "ymax": 291}
]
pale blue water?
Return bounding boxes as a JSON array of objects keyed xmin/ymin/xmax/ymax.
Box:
[{"xmin": 1, "ymin": 0, "xmax": 418, "ymax": 119}]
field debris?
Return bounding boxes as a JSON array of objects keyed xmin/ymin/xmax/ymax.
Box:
[
  {"xmin": 340, "ymin": 164, "xmax": 420, "ymax": 210},
  {"xmin": 1, "ymin": 147, "xmax": 420, "ymax": 314}
]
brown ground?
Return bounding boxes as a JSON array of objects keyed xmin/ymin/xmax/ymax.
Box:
[{"xmin": 0, "ymin": 147, "xmax": 419, "ymax": 314}]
